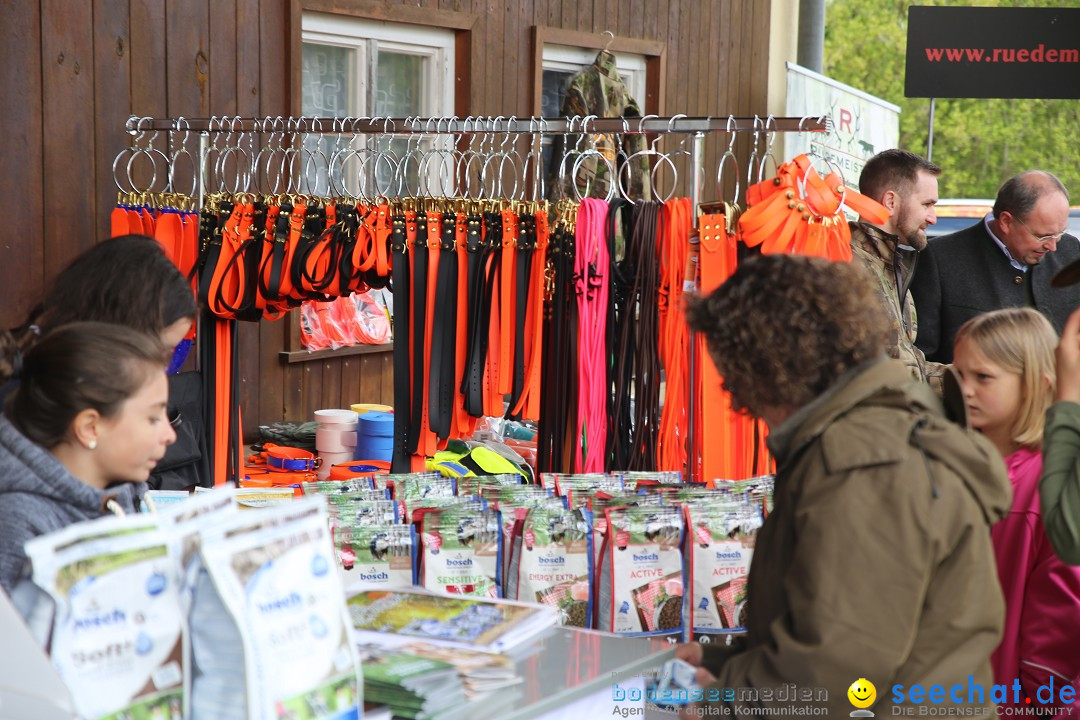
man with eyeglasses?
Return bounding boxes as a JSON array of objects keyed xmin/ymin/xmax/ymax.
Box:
[{"xmin": 911, "ymin": 170, "xmax": 1080, "ymax": 363}]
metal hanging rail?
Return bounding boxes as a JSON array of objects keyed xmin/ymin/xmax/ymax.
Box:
[
  {"xmin": 123, "ymin": 112, "xmax": 829, "ymax": 484},
  {"xmin": 124, "ymin": 115, "xmax": 830, "ymax": 134}
]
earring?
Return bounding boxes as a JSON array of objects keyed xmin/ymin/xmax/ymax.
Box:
[{"xmin": 87, "ymin": 440, "xmax": 97, "ymax": 451}]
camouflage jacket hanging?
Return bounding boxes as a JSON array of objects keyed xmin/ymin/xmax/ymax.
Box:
[{"xmin": 551, "ymin": 51, "xmax": 652, "ymax": 201}]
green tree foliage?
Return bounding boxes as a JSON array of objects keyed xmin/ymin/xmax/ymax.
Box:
[{"xmin": 824, "ymin": 0, "xmax": 1080, "ymax": 199}]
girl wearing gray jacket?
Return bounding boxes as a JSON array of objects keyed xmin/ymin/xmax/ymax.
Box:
[{"xmin": 0, "ymin": 322, "xmax": 176, "ymax": 595}]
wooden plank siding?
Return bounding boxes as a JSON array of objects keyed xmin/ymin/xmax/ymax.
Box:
[
  {"xmin": 0, "ymin": 2, "xmax": 45, "ymax": 326},
  {"xmin": 3, "ymin": 0, "xmax": 772, "ymax": 440}
]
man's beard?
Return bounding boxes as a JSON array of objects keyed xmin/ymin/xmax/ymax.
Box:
[
  {"xmin": 896, "ymin": 207, "xmax": 928, "ymax": 250},
  {"xmin": 903, "ymin": 229, "xmax": 928, "ymax": 251}
]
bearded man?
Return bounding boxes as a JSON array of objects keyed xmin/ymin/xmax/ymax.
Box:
[{"xmin": 849, "ymin": 149, "xmax": 945, "ymax": 392}]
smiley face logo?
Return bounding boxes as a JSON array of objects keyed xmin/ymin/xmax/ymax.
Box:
[{"xmin": 848, "ymin": 678, "xmax": 876, "ymax": 710}]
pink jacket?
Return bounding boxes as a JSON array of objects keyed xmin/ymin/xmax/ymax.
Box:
[{"xmin": 991, "ymin": 447, "xmax": 1080, "ymax": 716}]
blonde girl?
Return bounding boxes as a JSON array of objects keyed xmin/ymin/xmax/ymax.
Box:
[{"xmin": 953, "ymin": 308, "xmax": 1080, "ymax": 715}]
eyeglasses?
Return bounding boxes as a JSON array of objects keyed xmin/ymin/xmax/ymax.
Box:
[{"xmin": 1014, "ymin": 214, "xmax": 1065, "ymax": 244}]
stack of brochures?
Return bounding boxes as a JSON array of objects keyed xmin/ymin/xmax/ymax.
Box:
[
  {"xmin": 360, "ymin": 646, "xmax": 466, "ymax": 720},
  {"xmin": 346, "ymin": 586, "xmax": 558, "ymax": 654},
  {"xmin": 349, "ymin": 587, "xmax": 554, "ymax": 716}
]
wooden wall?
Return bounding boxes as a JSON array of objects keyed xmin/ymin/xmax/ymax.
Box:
[{"xmin": 0, "ymin": 0, "xmax": 771, "ymax": 440}]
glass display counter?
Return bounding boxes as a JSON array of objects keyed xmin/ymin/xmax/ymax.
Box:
[{"xmin": 491, "ymin": 626, "xmax": 676, "ymax": 719}]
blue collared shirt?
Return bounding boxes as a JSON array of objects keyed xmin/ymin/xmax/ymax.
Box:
[{"xmin": 984, "ymin": 213, "xmax": 1028, "ymax": 273}]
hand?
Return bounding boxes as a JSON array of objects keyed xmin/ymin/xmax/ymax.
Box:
[
  {"xmin": 675, "ymin": 642, "xmax": 703, "ymax": 667},
  {"xmin": 674, "ymin": 644, "xmax": 717, "ymax": 704},
  {"xmin": 1056, "ymin": 308, "xmax": 1080, "ymax": 403},
  {"xmin": 675, "ymin": 641, "xmax": 717, "ymax": 685}
]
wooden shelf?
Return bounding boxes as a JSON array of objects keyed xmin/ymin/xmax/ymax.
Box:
[{"xmin": 279, "ymin": 342, "xmax": 393, "ymax": 364}]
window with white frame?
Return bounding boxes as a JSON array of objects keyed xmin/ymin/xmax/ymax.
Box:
[
  {"xmin": 541, "ymin": 45, "xmax": 647, "ymax": 181},
  {"xmin": 301, "ymin": 13, "xmax": 455, "ymax": 197}
]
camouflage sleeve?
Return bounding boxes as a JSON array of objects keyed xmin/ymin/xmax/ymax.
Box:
[
  {"xmin": 555, "ymin": 80, "xmax": 593, "ymax": 200},
  {"xmin": 924, "ymin": 361, "xmax": 947, "ymax": 397}
]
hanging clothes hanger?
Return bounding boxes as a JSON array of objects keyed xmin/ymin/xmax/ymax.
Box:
[{"xmin": 597, "ymin": 30, "xmax": 616, "ymax": 62}]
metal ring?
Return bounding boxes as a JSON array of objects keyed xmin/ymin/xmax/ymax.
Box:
[
  {"xmin": 112, "ymin": 144, "xmax": 137, "ymax": 194},
  {"xmin": 573, "ymin": 149, "xmax": 616, "ymax": 202},
  {"xmin": 647, "ymin": 150, "xmax": 680, "ymax": 203},
  {"xmin": 716, "ymin": 149, "xmax": 741, "ymax": 207},
  {"xmin": 798, "ymin": 152, "xmax": 847, "ymax": 211}
]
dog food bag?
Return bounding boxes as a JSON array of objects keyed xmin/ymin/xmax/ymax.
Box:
[
  {"xmin": 684, "ymin": 501, "xmax": 762, "ymax": 641},
  {"xmin": 15, "ymin": 514, "xmax": 164, "ymax": 647},
  {"xmin": 456, "ymin": 473, "xmax": 522, "ymax": 498},
  {"xmin": 421, "ymin": 509, "xmax": 503, "ymax": 598},
  {"xmin": 330, "ymin": 497, "xmax": 406, "ymax": 525},
  {"xmin": 502, "ymin": 496, "xmax": 574, "ymax": 594},
  {"xmin": 537, "ymin": 472, "xmax": 605, "ymax": 493},
  {"xmin": 507, "ymin": 506, "xmax": 593, "ymax": 627},
  {"xmin": 480, "ymin": 485, "xmax": 555, "ymax": 534},
  {"xmin": 303, "ymin": 480, "xmax": 388, "ymax": 500},
  {"xmin": 24, "ymin": 516, "xmax": 187, "ymax": 720},
  {"xmin": 406, "ymin": 495, "xmax": 487, "ymax": 520},
  {"xmin": 334, "ymin": 523, "xmax": 415, "ymax": 589},
  {"xmin": 399, "ymin": 475, "xmax": 457, "ymax": 503},
  {"xmin": 481, "ymin": 487, "xmax": 560, "ymax": 580},
  {"xmin": 734, "ymin": 474, "xmax": 775, "ymax": 518},
  {"xmin": 620, "ymin": 471, "xmax": 682, "ymax": 491},
  {"xmin": 552, "ymin": 473, "xmax": 623, "ymax": 498},
  {"xmin": 596, "ymin": 506, "xmax": 684, "ymax": 639},
  {"xmin": 478, "ymin": 483, "xmax": 550, "ymax": 507},
  {"xmin": 375, "ymin": 471, "xmax": 440, "ymax": 498},
  {"xmin": 159, "ymin": 488, "xmax": 239, "ymax": 614},
  {"xmin": 586, "ymin": 492, "xmax": 663, "ymax": 569},
  {"xmin": 188, "ymin": 500, "xmax": 327, "ymax": 718},
  {"xmin": 196, "ymin": 496, "xmax": 362, "ymax": 720}
]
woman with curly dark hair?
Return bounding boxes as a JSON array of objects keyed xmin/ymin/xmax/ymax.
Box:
[{"xmin": 675, "ymin": 254, "xmax": 1011, "ymax": 716}]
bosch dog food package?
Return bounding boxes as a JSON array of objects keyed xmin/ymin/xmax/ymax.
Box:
[
  {"xmin": 303, "ymin": 480, "xmax": 389, "ymax": 500},
  {"xmin": 327, "ymin": 498, "xmax": 405, "ymax": 526},
  {"xmin": 188, "ymin": 500, "xmax": 326, "ymax": 718},
  {"xmin": 550, "ymin": 473, "xmax": 624, "ymax": 498},
  {"xmin": 374, "ymin": 471, "xmax": 440, "ymax": 498},
  {"xmin": 456, "ymin": 473, "xmax": 522, "ymax": 498},
  {"xmin": 334, "ymin": 523, "xmax": 416, "ymax": 588},
  {"xmin": 196, "ymin": 497, "xmax": 362, "ymax": 720},
  {"xmin": 620, "ymin": 471, "xmax": 682, "ymax": 491},
  {"xmin": 684, "ymin": 502, "xmax": 762, "ymax": 640},
  {"xmin": 480, "ymin": 487, "xmax": 559, "ymax": 580},
  {"xmin": 478, "ymin": 483, "xmax": 551, "ymax": 508},
  {"xmin": 587, "ymin": 492, "xmax": 662, "ymax": 569},
  {"xmin": 399, "ymin": 475, "xmax": 457, "ymax": 504},
  {"xmin": 421, "ymin": 509, "xmax": 503, "ymax": 598},
  {"xmin": 596, "ymin": 506, "xmax": 684, "ymax": 639},
  {"xmin": 506, "ymin": 506, "xmax": 593, "ymax": 627},
  {"xmin": 500, "ymin": 495, "xmax": 573, "ymax": 592},
  {"xmin": 24, "ymin": 516, "xmax": 188, "ymax": 720},
  {"xmin": 538, "ymin": 472, "xmax": 608, "ymax": 492},
  {"xmin": 159, "ymin": 488, "xmax": 239, "ymax": 612},
  {"xmin": 406, "ymin": 495, "xmax": 487, "ymax": 520}
]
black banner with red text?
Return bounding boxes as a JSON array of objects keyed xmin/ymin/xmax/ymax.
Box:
[{"xmin": 905, "ymin": 5, "xmax": 1080, "ymax": 99}]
